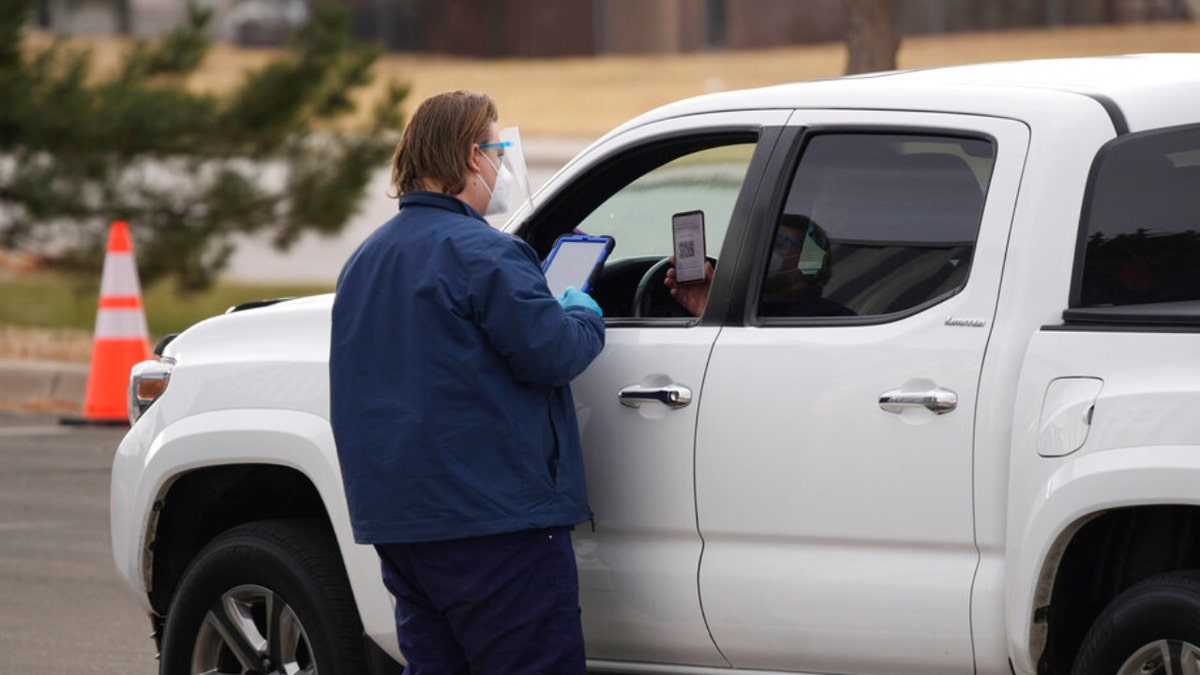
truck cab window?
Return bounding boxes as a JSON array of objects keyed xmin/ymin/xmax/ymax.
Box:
[
  {"xmin": 521, "ymin": 137, "xmax": 757, "ymax": 319},
  {"xmin": 1077, "ymin": 125, "xmax": 1200, "ymax": 307},
  {"xmin": 759, "ymin": 133, "xmax": 995, "ymax": 321}
]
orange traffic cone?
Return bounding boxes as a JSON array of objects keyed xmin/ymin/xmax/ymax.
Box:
[{"xmin": 61, "ymin": 221, "xmax": 151, "ymax": 426}]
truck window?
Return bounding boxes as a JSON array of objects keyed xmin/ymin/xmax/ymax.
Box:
[
  {"xmin": 1076, "ymin": 125, "xmax": 1200, "ymax": 308},
  {"xmin": 575, "ymin": 143, "xmax": 755, "ymax": 263},
  {"xmin": 520, "ymin": 133, "xmax": 759, "ymax": 319},
  {"xmin": 758, "ymin": 133, "xmax": 995, "ymax": 320}
]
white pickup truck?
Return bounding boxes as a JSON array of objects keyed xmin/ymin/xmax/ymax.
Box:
[{"xmin": 112, "ymin": 54, "xmax": 1200, "ymax": 675}]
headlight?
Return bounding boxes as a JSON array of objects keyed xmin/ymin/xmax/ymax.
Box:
[{"xmin": 128, "ymin": 359, "xmax": 173, "ymax": 424}]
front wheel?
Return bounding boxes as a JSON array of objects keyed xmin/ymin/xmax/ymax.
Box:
[
  {"xmin": 159, "ymin": 519, "xmax": 368, "ymax": 675},
  {"xmin": 1072, "ymin": 571, "xmax": 1200, "ymax": 675}
]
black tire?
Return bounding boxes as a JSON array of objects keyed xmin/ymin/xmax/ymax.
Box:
[
  {"xmin": 1072, "ymin": 571, "xmax": 1200, "ymax": 675},
  {"xmin": 159, "ymin": 519, "xmax": 367, "ymax": 675}
]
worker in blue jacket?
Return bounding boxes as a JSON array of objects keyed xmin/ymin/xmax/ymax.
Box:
[{"xmin": 329, "ymin": 90, "xmax": 605, "ymax": 674}]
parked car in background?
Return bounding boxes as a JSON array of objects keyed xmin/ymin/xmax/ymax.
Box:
[
  {"xmin": 112, "ymin": 54, "xmax": 1200, "ymax": 674},
  {"xmin": 205, "ymin": 0, "xmax": 307, "ymax": 46}
]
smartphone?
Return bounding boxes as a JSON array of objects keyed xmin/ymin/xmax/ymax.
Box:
[{"xmin": 671, "ymin": 210, "xmax": 707, "ymax": 285}]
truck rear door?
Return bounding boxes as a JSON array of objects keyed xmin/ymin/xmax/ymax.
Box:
[{"xmin": 696, "ymin": 111, "xmax": 1029, "ymax": 674}]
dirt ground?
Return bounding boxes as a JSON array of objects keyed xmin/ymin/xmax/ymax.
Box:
[
  {"xmin": 0, "ymin": 325, "xmax": 92, "ymax": 363},
  {"xmin": 52, "ymin": 21, "xmax": 1200, "ymax": 137}
]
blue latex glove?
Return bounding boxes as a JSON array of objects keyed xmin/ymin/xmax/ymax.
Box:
[{"xmin": 557, "ymin": 286, "xmax": 602, "ymax": 316}]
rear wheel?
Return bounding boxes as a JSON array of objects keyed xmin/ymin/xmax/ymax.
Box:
[
  {"xmin": 1072, "ymin": 571, "xmax": 1200, "ymax": 675},
  {"xmin": 159, "ymin": 519, "xmax": 367, "ymax": 675}
]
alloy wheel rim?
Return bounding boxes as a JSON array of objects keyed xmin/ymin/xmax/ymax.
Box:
[
  {"xmin": 1117, "ymin": 639, "xmax": 1200, "ymax": 675},
  {"xmin": 190, "ymin": 584, "xmax": 316, "ymax": 675}
]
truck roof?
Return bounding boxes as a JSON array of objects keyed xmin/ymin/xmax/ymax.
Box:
[{"xmin": 612, "ymin": 53, "xmax": 1200, "ymax": 137}]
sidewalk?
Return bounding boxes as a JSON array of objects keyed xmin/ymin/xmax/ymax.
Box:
[
  {"xmin": 520, "ymin": 135, "xmax": 595, "ymax": 169},
  {"xmin": 222, "ymin": 135, "xmax": 593, "ymax": 284}
]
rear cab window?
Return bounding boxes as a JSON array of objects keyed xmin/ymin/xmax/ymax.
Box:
[{"xmin": 1068, "ymin": 124, "xmax": 1200, "ymax": 326}]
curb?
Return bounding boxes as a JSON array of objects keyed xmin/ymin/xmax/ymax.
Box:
[{"xmin": 0, "ymin": 359, "xmax": 89, "ymax": 411}]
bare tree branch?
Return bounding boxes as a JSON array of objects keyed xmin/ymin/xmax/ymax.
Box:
[{"xmin": 844, "ymin": 0, "xmax": 899, "ymax": 75}]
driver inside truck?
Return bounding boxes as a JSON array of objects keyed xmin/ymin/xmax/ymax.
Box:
[{"xmin": 666, "ymin": 216, "xmax": 854, "ymax": 318}]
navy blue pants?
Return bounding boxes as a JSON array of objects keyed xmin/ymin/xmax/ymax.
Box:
[{"xmin": 375, "ymin": 527, "xmax": 586, "ymax": 675}]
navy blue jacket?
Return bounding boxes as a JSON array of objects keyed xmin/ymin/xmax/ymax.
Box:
[{"xmin": 329, "ymin": 192, "xmax": 605, "ymax": 544}]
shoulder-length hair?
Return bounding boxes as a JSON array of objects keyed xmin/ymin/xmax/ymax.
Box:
[{"xmin": 389, "ymin": 90, "xmax": 497, "ymax": 197}]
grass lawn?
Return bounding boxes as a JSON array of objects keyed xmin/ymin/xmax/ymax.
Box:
[{"xmin": 0, "ymin": 269, "xmax": 330, "ymax": 362}]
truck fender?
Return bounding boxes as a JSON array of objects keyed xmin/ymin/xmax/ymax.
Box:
[
  {"xmin": 130, "ymin": 409, "xmax": 396, "ymax": 656},
  {"xmin": 1006, "ymin": 445, "xmax": 1200, "ymax": 674}
]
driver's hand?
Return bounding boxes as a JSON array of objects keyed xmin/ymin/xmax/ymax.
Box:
[{"xmin": 664, "ymin": 255, "xmax": 713, "ymax": 317}]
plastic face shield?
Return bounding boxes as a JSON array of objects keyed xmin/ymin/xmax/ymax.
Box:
[{"xmin": 483, "ymin": 126, "xmax": 533, "ymax": 223}]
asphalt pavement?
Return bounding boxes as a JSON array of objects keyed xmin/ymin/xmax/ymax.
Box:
[{"xmin": 0, "ymin": 412, "xmax": 157, "ymax": 674}]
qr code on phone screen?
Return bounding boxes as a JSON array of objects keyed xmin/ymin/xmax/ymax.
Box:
[{"xmin": 679, "ymin": 240, "xmax": 696, "ymax": 259}]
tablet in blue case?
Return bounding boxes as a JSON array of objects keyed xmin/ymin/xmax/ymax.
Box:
[{"xmin": 542, "ymin": 234, "xmax": 615, "ymax": 296}]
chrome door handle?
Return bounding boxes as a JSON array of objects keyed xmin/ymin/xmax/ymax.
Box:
[
  {"xmin": 879, "ymin": 386, "xmax": 957, "ymax": 415},
  {"xmin": 618, "ymin": 383, "xmax": 692, "ymax": 410}
]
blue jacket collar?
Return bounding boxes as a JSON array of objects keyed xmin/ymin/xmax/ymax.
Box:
[{"xmin": 399, "ymin": 191, "xmax": 487, "ymax": 223}]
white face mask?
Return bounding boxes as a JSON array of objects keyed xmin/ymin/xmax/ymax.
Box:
[{"xmin": 478, "ymin": 151, "xmax": 515, "ymax": 216}]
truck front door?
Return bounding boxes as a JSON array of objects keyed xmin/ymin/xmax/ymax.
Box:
[{"xmin": 509, "ymin": 111, "xmax": 788, "ymax": 667}]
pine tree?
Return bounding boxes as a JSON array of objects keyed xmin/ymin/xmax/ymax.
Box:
[{"xmin": 0, "ymin": 0, "xmax": 408, "ymax": 290}]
